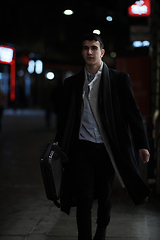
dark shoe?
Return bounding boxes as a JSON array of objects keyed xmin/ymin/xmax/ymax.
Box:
[{"xmin": 93, "ymin": 226, "xmax": 106, "ymax": 240}]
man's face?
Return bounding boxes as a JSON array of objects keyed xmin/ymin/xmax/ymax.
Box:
[{"xmin": 82, "ymin": 40, "xmax": 105, "ymax": 67}]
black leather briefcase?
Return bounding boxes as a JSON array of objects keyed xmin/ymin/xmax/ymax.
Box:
[{"xmin": 40, "ymin": 141, "xmax": 68, "ymax": 207}]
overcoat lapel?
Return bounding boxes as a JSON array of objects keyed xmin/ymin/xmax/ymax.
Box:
[
  {"xmin": 98, "ymin": 63, "xmax": 151, "ymax": 205},
  {"xmin": 99, "ymin": 63, "xmax": 119, "ymax": 150}
]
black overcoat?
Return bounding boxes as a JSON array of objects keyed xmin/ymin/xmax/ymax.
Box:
[{"xmin": 56, "ymin": 63, "xmax": 151, "ymax": 214}]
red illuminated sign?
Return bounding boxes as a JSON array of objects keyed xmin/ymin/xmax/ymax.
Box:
[
  {"xmin": 128, "ymin": 0, "xmax": 151, "ymax": 17},
  {"xmin": 0, "ymin": 45, "xmax": 15, "ymax": 101}
]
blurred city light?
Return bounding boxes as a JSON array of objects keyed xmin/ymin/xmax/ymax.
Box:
[
  {"xmin": 35, "ymin": 60, "xmax": 43, "ymax": 74},
  {"xmin": 28, "ymin": 60, "xmax": 43, "ymax": 74},
  {"xmin": 93, "ymin": 29, "xmax": 101, "ymax": 35},
  {"xmin": 0, "ymin": 45, "xmax": 15, "ymax": 101},
  {"xmin": 63, "ymin": 9, "xmax": 73, "ymax": 15},
  {"xmin": 17, "ymin": 70, "xmax": 24, "ymax": 77},
  {"xmin": 0, "ymin": 46, "xmax": 13, "ymax": 63},
  {"xmin": 25, "ymin": 74, "xmax": 31, "ymax": 97},
  {"xmin": 143, "ymin": 40, "xmax": 150, "ymax": 47},
  {"xmin": 132, "ymin": 40, "xmax": 150, "ymax": 47},
  {"xmin": 27, "ymin": 60, "xmax": 34, "ymax": 74},
  {"xmin": 46, "ymin": 72, "xmax": 55, "ymax": 80},
  {"xmin": 128, "ymin": 0, "xmax": 151, "ymax": 17},
  {"xmin": 106, "ymin": 16, "xmax": 113, "ymax": 22},
  {"xmin": 133, "ymin": 41, "xmax": 142, "ymax": 47},
  {"xmin": 110, "ymin": 52, "xmax": 117, "ymax": 58}
]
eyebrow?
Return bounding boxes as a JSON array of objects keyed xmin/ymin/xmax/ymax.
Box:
[{"xmin": 83, "ymin": 45, "xmax": 98, "ymax": 49}]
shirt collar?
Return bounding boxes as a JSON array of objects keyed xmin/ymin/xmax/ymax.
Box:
[{"xmin": 85, "ymin": 62, "xmax": 103, "ymax": 83}]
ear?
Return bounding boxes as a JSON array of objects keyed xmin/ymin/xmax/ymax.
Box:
[{"xmin": 101, "ymin": 49, "xmax": 105, "ymax": 58}]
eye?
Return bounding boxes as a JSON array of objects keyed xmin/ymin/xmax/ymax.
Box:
[
  {"xmin": 92, "ymin": 46, "xmax": 98, "ymax": 50},
  {"xmin": 83, "ymin": 46, "xmax": 89, "ymax": 50}
]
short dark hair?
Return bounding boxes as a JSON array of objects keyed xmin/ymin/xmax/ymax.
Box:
[{"xmin": 82, "ymin": 33, "xmax": 104, "ymax": 49}]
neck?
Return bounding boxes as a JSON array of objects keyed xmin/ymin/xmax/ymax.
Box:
[{"xmin": 86, "ymin": 61, "xmax": 102, "ymax": 76}]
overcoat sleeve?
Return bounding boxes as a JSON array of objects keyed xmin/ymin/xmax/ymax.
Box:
[
  {"xmin": 55, "ymin": 73, "xmax": 82, "ymax": 156},
  {"xmin": 55, "ymin": 77, "xmax": 73, "ymax": 148},
  {"xmin": 122, "ymin": 74, "xmax": 150, "ymax": 151}
]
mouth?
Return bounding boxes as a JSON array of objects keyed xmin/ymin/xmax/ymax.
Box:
[{"xmin": 87, "ymin": 57, "xmax": 94, "ymax": 60}]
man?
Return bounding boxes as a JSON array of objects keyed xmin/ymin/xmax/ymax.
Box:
[{"xmin": 55, "ymin": 33, "xmax": 151, "ymax": 240}]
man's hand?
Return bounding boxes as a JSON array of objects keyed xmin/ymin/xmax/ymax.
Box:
[{"xmin": 139, "ymin": 149, "xmax": 150, "ymax": 163}]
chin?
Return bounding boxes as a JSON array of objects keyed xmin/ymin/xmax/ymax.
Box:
[{"xmin": 86, "ymin": 61, "xmax": 95, "ymax": 66}]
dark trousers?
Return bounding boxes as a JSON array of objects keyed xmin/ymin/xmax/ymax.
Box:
[{"xmin": 75, "ymin": 140, "xmax": 115, "ymax": 240}]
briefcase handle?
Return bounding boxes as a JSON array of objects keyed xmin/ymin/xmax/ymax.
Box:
[{"xmin": 52, "ymin": 142, "xmax": 69, "ymax": 163}]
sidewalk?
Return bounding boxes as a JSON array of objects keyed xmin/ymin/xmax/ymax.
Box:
[{"xmin": 0, "ymin": 109, "xmax": 160, "ymax": 240}]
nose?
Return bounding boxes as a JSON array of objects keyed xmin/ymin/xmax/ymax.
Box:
[{"xmin": 88, "ymin": 48, "xmax": 92, "ymax": 55}]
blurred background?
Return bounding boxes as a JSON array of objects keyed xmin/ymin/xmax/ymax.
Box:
[
  {"xmin": 0, "ymin": 0, "xmax": 160, "ymax": 188},
  {"xmin": 0, "ymin": 1, "xmax": 160, "ymax": 238},
  {"xmin": 0, "ymin": 0, "xmax": 160, "ymax": 189}
]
